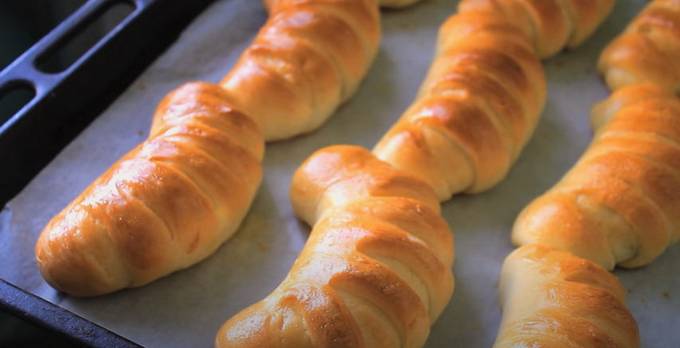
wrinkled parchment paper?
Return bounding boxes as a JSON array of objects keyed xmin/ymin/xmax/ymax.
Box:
[{"xmin": 2, "ymin": 0, "xmax": 678, "ymax": 346}]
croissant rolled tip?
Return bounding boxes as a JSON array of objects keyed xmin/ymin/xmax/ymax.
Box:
[
  {"xmin": 214, "ymin": 320, "xmax": 251, "ymax": 348},
  {"xmin": 35, "ymin": 230, "xmax": 126, "ymax": 297},
  {"xmin": 35, "ymin": 263, "xmax": 110, "ymax": 297},
  {"xmin": 214, "ymin": 321, "xmax": 233, "ymax": 348},
  {"xmin": 214, "ymin": 302, "xmax": 270, "ymax": 348},
  {"xmin": 35, "ymin": 261, "xmax": 118, "ymax": 297}
]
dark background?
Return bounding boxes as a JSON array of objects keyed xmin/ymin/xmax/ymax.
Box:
[
  {"xmin": 2, "ymin": 2, "xmax": 90, "ymax": 346},
  {"xmin": 1, "ymin": 1, "xmax": 84, "ymax": 122},
  {"xmin": 0, "ymin": 0, "xmax": 133, "ymax": 124}
]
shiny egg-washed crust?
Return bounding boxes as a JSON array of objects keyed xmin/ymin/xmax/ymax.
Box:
[
  {"xmin": 495, "ymin": 244, "xmax": 639, "ymax": 348},
  {"xmin": 458, "ymin": 0, "xmax": 615, "ymax": 58},
  {"xmin": 216, "ymin": 146, "xmax": 454, "ymax": 348},
  {"xmin": 513, "ymin": 84, "xmax": 680, "ymax": 270},
  {"xmin": 373, "ymin": 9, "xmax": 544, "ymax": 198},
  {"xmin": 225, "ymin": 0, "xmax": 381, "ymax": 141},
  {"xmin": 373, "ymin": 0, "xmax": 614, "ymax": 200},
  {"xmin": 36, "ymin": 83, "xmax": 264, "ymax": 296},
  {"xmin": 36, "ymin": 0, "xmax": 384, "ymax": 296},
  {"xmin": 599, "ymin": 0, "xmax": 680, "ymax": 93}
]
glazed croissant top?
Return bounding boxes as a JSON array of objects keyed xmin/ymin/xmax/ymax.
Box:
[
  {"xmin": 495, "ymin": 244, "xmax": 639, "ymax": 348},
  {"xmin": 216, "ymin": 146, "xmax": 454, "ymax": 348},
  {"xmin": 36, "ymin": 0, "xmax": 383, "ymax": 296},
  {"xmin": 599, "ymin": 0, "xmax": 680, "ymax": 92},
  {"xmin": 373, "ymin": 0, "xmax": 614, "ymax": 200},
  {"xmin": 223, "ymin": 0, "xmax": 380, "ymax": 141}
]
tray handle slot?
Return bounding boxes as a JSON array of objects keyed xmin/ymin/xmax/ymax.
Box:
[
  {"xmin": 35, "ymin": 1, "xmax": 137, "ymax": 74},
  {"xmin": 0, "ymin": 81, "xmax": 36, "ymax": 126}
]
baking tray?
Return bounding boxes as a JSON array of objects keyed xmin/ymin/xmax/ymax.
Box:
[
  {"xmin": 0, "ymin": 279, "xmax": 138, "ymax": 347},
  {"xmin": 0, "ymin": 0, "xmax": 213, "ymax": 345},
  {"xmin": 1, "ymin": 0, "xmax": 678, "ymax": 347},
  {"xmin": 0, "ymin": 0, "xmax": 215, "ymax": 206}
]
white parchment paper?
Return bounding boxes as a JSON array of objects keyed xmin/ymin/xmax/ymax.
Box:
[{"xmin": 2, "ymin": 0, "xmax": 678, "ymax": 347}]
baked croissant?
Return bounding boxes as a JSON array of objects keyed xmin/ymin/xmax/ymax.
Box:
[
  {"xmin": 373, "ymin": 0, "xmax": 614, "ymax": 200},
  {"xmin": 499, "ymin": 2, "xmax": 680, "ymax": 345},
  {"xmin": 513, "ymin": 84, "xmax": 680, "ymax": 270},
  {"xmin": 36, "ymin": 0, "xmax": 382, "ymax": 296},
  {"xmin": 495, "ymin": 244, "xmax": 639, "ymax": 348},
  {"xmin": 373, "ymin": 9, "xmax": 544, "ymax": 200},
  {"xmin": 36, "ymin": 83, "xmax": 264, "ymax": 296},
  {"xmin": 224, "ymin": 0, "xmax": 380, "ymax": 141},
  {"xmin": 599, "ymin": 0, "xmax": 680, "ymax": 92},
  {"xmin": 216, "ymin": 145, "xmax": 454, "ymax": 348}
]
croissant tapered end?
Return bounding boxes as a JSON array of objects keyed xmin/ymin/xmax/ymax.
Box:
[
  {"xmin": 36, "ymin": 204, "xmax": 133, "ymax": 296},
  {"xmin": 290, "ymin": 145, "xmax": 440, "ymax": 225},
  {"xmin": 216, "ymin": 286, "xmax": 368, "ymax": 348},
  {"xmin": 215, "ymin": 300, "xmax": 316, "ymax": 348},
  {"xmin": 512, "ymin": 191, "xmax": 618, "ymax": 271},
  {"xmin": 494, "ymin": 244, "xmax": 640, "ymax": 348},
  {"xmin": 599, "ymin": 0, "xmax": 680, "ymax": 93}
]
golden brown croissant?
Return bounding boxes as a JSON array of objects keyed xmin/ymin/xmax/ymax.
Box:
[
  {"xmin": 36, "ymin": 83, "xmax": 264, "ymax": 296},
  {"xmin": 599, "ymin": 0, "xmax": 680, "ymax": 92},
  {"xmin": 494, "ymin": 244, "xmax": 639, "ymax": 348},
  {"xmin": 513, "ymin": 84, "xmax": 680, "ymax": 270},
  {"xmin": 498, "ymin": 3, "xmax": 680, "ymax": 345},
  {"xmin": 36, "ymin": 0, "xmax": 382, "ymax": 296},
  {"xmin": 373, "ymin": 0, "xmax": 614, "ymax": 200},
  {"xmin": 223, "ymin": 0, "xmax": 380, "ymax": 141},
  {"xmin": 216, "ymin": 145, "xmax": 454, "ymax": 348},
  {"xmin": 373, "ymin": 9, "xmax": 544, "ymax": 199}
]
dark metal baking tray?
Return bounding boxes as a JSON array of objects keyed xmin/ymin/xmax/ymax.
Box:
[
  {"xmin": 0, "ymin": 0, "xmax": 216, "ymax": 345},
  {"xmin": 0, "ymin": 0, "xmax": 214, "ymax": 206}
]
